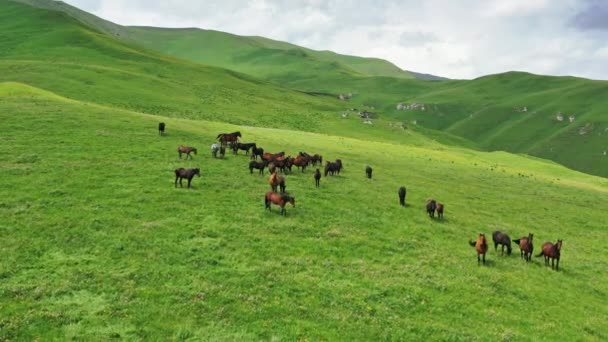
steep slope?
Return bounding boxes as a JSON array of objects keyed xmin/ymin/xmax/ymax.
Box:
[{"xmin": 2, "ymin": 82, "xmax": 607, "ymax": 340}]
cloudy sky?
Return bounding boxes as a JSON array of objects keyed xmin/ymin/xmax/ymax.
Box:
[{"xmin": 63, "ymin": 0, "xmax": 608, "ymax": 80}]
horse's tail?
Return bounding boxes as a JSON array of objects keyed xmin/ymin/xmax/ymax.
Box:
[
  {"xmin": 264, "ymin": 194, "xmax": 269, "ymax": 209},
  {"xmin": 535, "ymin": 251, "xmax": 544, "ymax": 257},
  {"xmin": 216, "ymin": 133, "xmax": 224, "ymax": 139},
  {"xmin": 469, "ymin": 240, "xmax": 476, "ymax": 247},
  {"xmin": 512, "ymin": 238, "xmax": 520, "ymax": 245}
]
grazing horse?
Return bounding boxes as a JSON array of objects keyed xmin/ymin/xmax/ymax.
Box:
[
  {"xmin": 216, "ymin": 131, "xmax": 241, "ymax": 146},
  {"xmin": 158, "ymin": 122, "xmax": 165, "ymax": 136},
  {"xmin": 513, "ymin": 233, "xmax": 534, "ymax": 262},
  {"xmin": 536, "ymin": 239, "xmax": 563, "ymax": 271},
  {"xmin": 310, "ymin": 154, "xmax": 323, "ymax": 166},
  {"xmin": 492, "ymin": 231, "xmax": 512, "ymax": 256},
  {"xmin": 233, "ymin": 142, "xmax": 257, "ymax": 155},
  {"xmin": 273, "ymin": 157, "xmax": 291, "ymax": 174},
  {"xmin": 469, "ymin": 233, "xmax": 488, "ymax": 264},
  {"xmin": 268, "ymin": 162, "xmax": 277, "ymax": 174},
  {"xmin": 219, "ymin": 145, "xmax": 226, "ymax": 159},
  {"xmin": 324, "ymin": 160, "xmax": 342, "ymax": 176},
  {"xmin": 269, "ymin": 171, "xmax": 286, "ymax": 193},
  {"xmin": 398, "ymin": 187, "xmax": 406, "ymax": 206},
  {"xmin": 293, "ymin": 155, "xmax": 309, "ymax": 172},
  {"xmin": 249, "ymin": 160, "xmax": 267, "ymax": 175},
  {"xmin": 265, "ymin": 191, "xmax": 295, "ymax": 216},
  {"xmin": 365, "ymin": 165, "xmax": 373, "ymax": 179},
  {"xmin": 174, "ymin": 168, "xmax": 200, "ymax": 188},
  {"xmin": 314, "ymin": 168, "xmax": 321, "ymax": 188},
  {"xmin": 211, "ymin": 143, "xmax": 219, "ymax": 158},
  {"xmin": 426, "ymin": 199, "xmax": 437, "ymax": 218},
  {"xmin": 250, "ymin": 147, "xmax": 264, "ymax": 160},
  {"xmin": 436, "ymin": 203, "xmax": 444, "ymax": 219},
  {"xmin": 178, "ymin": 145, "xmax": 197, "ymax": 160},
  {"xmin": 262, "ymin": 152, "xmax": 285, "ymax": 162}
]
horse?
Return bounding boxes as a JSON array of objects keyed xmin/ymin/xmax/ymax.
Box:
[
  {"xmin": 268, "ymin": 162, "xmax": 277, "ymax": 174},
  {"xmin": 292, "ymin": 155, "xmax": 309, "ymax": 172},
  {"xmin": 469, "ymin": 233, "xmax": 488, "ymax": 264},
  {"xmin": 174, "ymin": 168, "xmax": 200, "ymax": 188},
  {"xmin": 314, "ymin": 168, "xmax": 321, "ymax": 188},
  {"xmin": 273, "ymin": 157, "xmax": 291, "ymax": 174},
  {"xmin": 250, "ymin": 147, "xmax": 264, "ymax": 160},
  {"xmin": 158, "ymin": 122, "xmax": 165, "ymax": 136},
  {"xmin": 335, "ymin": 159, "xmax": 343, "ymax": 174},
  {"xmin": 216, "ymin": 131, "xmax": 241, "ymax": 146},
  {"xmin": 536, "ymin": 239, "xmax": 563, "ymax": 271},
  {"xmin": 219, "ymin": 145, "xmax": 226, "ymax": 159},
  {"xmin": 249, "ymin": 160, "xmax": 267, "ymax": 175},
  {"xmin": 310, "ymin": 154, "xmax": 323, "ymax": 166},
  {"xmin": 492, "ymin": 231, "xmax": 512, "ymax": 256},
  {"xmin": 426, "ymin": 199, "xmax": 437, "ymax": 218},
  {"xmin": 269, "ymin": 171, "xmax": 286, "ymax": 193},
  {"xmin": 324, "ymin": 160, "xmax": 342, "ymax": 176},
  {"xmin": 211, "ymin": 143, "xmax": 219, "ymax": 158},
  {"xmin": 232, "ymin": 142, "xmax": 257, "ymax": 155},
  {"xmin": 436, "ymin": 203, "xmax": 444, "ymax": 219},
  {"xmin": 513, "ymin": 233, "xmax": 534, "ymax": 262},
  {"xmin": 265, "ymin": 191, "xmax": 295, "ymax": 216},
  {"xmin": 262, "ymin": 152, "xmax": 285, "ymax": 162},
  {"xmin": 365, "ymin": 165, "xmax": 373, "ymax": 179},
  {"xmin": 398, "ymin": 187, "xmax": 406, "ymax": 206},
  {"xmin": 178, "ymin": 145, "xmax": 197, "ymax": 160}
]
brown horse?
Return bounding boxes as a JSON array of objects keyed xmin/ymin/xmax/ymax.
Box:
[
  {"xmin": 292, "ymin": 155, "xmax": 309, "ymax": 172},
  {"xmin": 426, "ymin": 199, "xmax": 437, "ymax": 218},
  {"xmin": 436, "ymin": 203, "xmax": 444, "ymax": 219},
  {"xmin": 269, "ymin": 171, "xmax": 286, "ymax": 193},
  {"xmin": 536, "ymin": 239, "xmax": 563, "ymax": 271},
  {"xmin": 469, "ymin": 233, "xmax": 488, "ymax": 264},
  {"xmin": 216, "ymin": 131, "xmax": 241, "ymax": 146},
  {"xmin": 265, "ymin": 191, "xmax": 295, "ymax": 216},
  {"xmin": 262, "ymin": 151, "xmax": 285, "ymax": 162},
  {"xmin": 178, "ymin": 145, "xmax": 197, "ymax": 160},
  {"xmin": 513, "ymin": 233, "xmax": 534, "ymax": 261},
  {"xmin": 310, "ymin": 154, "xmax": 323, "ymax": 166},
  {"xmin": 174, "ymin": 168, "xmax": 200, "ymax": 188},
  {"xmin": 492, "ymin": 231, "xmax": 512, "ymax": 256}
]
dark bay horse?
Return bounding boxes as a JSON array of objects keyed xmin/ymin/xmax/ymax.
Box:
[
  {"xmin": 469, "ymin": 233, "xmax": 488, "ymax": 264},
  {"xmin": 310, "ymin": 154, "xmax": 323, "ymax": 166},
  {"xmin": 174, "ymin": 168, "xmax": 200, "ymax": 188},
  {"xmin": 398, "ymin": 187, "xmax": 406, "ymax": 206},
  {"xmin": 233, "ymin": 142, "xmax": 256, "ymax": 155},
  {"xmin": 178, "ymin": 146, "xmax": 197, "ymax": 160},
  {"xmin": 365, "ymin": 166, "xmax": 373, "ymax": 179},
  {"xmin": 492, "ymin": 231, "xmax": 512, "ymax": 256},
  {"xmin": 250, "ymin": 147, "xmax": 264, "ymax": 160},
  {"xmin": 436, "ymin": 203, "xmax": 444, "ymax": 219},
  {"xmin": 293, "ymin": 155, "xmax": 309, "ymax": 172},
  {"xmin": 513, "ymin": 233, "xmax": 534, "ymax": 262},
  {"xmin": 536, "ymin": 239, "xmax": 563, "ymax": 271},
  {"xmin": 217, "ymin": 131, "xmax": 241, "ymax": 146},
  {"xmin": 269, "ymin": 172, "xmax": 286, "ymax": 193},
  {"xmin": 265, "ymin": 191, "xmax": 295, "ymax": 216},
  {"xmin": 314, "ymin": 168, "xmax": 321, "ymax": 188},
  {"xmin": 324, "ymin": 160, "xmax": 342, "ymax": 176},
  {"xmin": 249, "ymin": 160, "xmax": 267, "ymax": 175},
  {"xmin": 426, "ymin": 199, "xmax": 437, "ymax": 218},
  {"xmin": 158, "ymin": 122, "xmax": 165, "ymax": 136}
]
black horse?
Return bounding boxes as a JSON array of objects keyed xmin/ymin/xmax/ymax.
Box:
[
  {"xmin": 158, "ymin": 122, "xmax": 165, "ymax": 136},
  {"xmin": 249, "ymin": 160, "xmax": 267, "ymax": 175},
  {"xmin": 426, "ymin": 199, "xmax": 437, "ymax": 218},
  {"xmin": 174, "ymin": 168, "xmax": 200, "ymax": 188},
  {"xmin": 314, "ymin": 168, "xmax": 321, "ymax": 188},
  {"xmin": 324, "ymin": 160, "xmax": 343, "ymax": 176},
  {"xmin": 492, "ymin": 231, "xmax": 512, "ymax": 256},
  {"xmin": 250, "ymin": 147, "xmax": 264, "ymax": 160},
  {"xmin": 365, "ymin": 165, "xmax": 373, "ymax": 179},
  {"xmin": 233, "ymin": 142, "xmax": 257, "ymax": 155},
  {"xmin": 398, "ymin": 186, "xmax": 406, "ymax": 206}
]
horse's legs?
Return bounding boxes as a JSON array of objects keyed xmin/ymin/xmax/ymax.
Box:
[
  {"xmin": 175, "ymin": 175, "xmax": 178, "ymax": 187},
  {"xmin": 187, "ymin": 177, "xmax": 192, "ymax": 188},
  {"xmin": 477, "ymin": 254, "xmax": 480, "ymax": 264},
  {"xmin": 482, "ymin": 253, "xmax": 486, "ymax": 264},
  {"xmin": 179, "ymin": 177, "xmax": 183, "ymax": 188},
  {"xmin": 178, "ymin": 152, "xmax": 182, "ymax": 159},
  {"xmin": 556, "ymin": 257, "xmax": 559, "ymax": 271}
]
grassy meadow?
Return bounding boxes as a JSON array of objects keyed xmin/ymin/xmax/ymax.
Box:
[{"xmin": 1, "ymin": 83, "xmax": 607, "ymax": 340}]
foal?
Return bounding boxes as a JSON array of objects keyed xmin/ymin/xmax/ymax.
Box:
[
  {"xmin": 178, "ymin": 145, "xmax": 197, "ymax": 160},
  {"xmin": 314, "ymin": 169, "xmax": 321, "ymax": 188}
]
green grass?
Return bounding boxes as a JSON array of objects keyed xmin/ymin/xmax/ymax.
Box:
[{"xmin": 1, "ymin": 82, "xmax": 607, "ymax": 340}]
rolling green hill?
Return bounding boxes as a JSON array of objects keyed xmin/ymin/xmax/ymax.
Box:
[
  {"xmin": 2, "ymin": 81, "xmax": 607, "ymax": 340},
  {"xmin": 1, "ymin": 1, "xmax": 608, "ymax": 340}
]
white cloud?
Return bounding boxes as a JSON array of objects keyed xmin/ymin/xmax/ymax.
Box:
[{"xmin": 63, "ymin": 0, "xmax": 608, "ymax": 80}]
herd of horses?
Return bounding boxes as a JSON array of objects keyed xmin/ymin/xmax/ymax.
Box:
[
  {"xmin": 165, "ymin": 124, "xmax": 564, "ymax": 270},
  {"xmin": 469, "ymin": 231, "xmax": 563, "ymax": 271}
]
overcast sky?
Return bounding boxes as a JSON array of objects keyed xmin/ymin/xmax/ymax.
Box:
[{"xmin": 63, "ymin": 0, "xmax": 608, "ymax": 80}]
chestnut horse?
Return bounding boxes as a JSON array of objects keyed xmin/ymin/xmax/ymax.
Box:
[
  {"xmin": 492, "ymin": 231, "xmax": 512, "ymax": 256},
  {"xmin": 216, "ymin": 131, "xmax": 241, "ymax": 146},
  {"xmin": 269, "ymin": 171, "xmax": 286, "ymax": 193},
  {"xmin": 513, "ymin": 233, "xmax": 534, "ymax": 262},
  {"xmin": 469, "ymin": 233, "xmax": 488, "ymax": 264},
  {"xmin": 178, "ymin": 145, "xmax": 197, "ymax": 160},
  {"xmin": 262, "ymin": 151, "xmax": 285, "ymax": 162},
  {"xmin": 292, "ymin": 155, "xmax": 309, "ymax": 172},
  {"xmin": 174, "ymin": 168, "xmax": 200, "ymax": 188},
  {"xmin": 436, "ymin": 203, "xmax": 444, "ymax": 219},
  {"xmin": 265, "ymin": 191, "xmax": 295, "ymax": 216},
  {"xmin": 536, "ymin": 239, "xmax": 563, "ymax": 271}
]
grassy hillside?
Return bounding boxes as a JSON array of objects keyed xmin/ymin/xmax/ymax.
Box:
[{"xmin": 2, "ymin": 82, "xmax": 607, "ymax": 340}]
